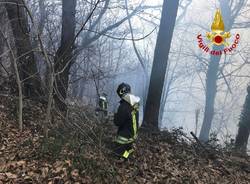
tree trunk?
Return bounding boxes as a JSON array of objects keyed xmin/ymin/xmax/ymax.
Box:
[
  {"xmin": 0, "ymin": 25, "xmax": 23, "ymax": 132},
  {"xmin": 143, "ymin": 0, "xmax": 180, "ymax": 129},
  {"xmin": 195, "ymin": 109, "xmax": 200, "ymax": 136},
  {"xmin": 199, "ymin": 0, "xmax": 234, "ymax": 141},
  {"xmin": 54, "ymin": 0, "xmax": 77, "ymax": 112},
  {"xmin": 235, "ymin": 86, "xmax": 250, "ymax": 153},
  {"xmin": 4, "ymin": 0, "xmax": 43, "ymax": 97},
  {"xmin": 199, "ymin": 50, "xmax": 221, "ymax": 141}
]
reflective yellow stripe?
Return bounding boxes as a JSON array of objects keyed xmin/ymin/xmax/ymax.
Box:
[
  {"xmin": 128, "ymin": 149, "xmax": 134, "ymax": 154},
  {"xmin": 115, "ymin": 136, "xmax": 134, "ymax": 144},
  {"xmin": 122, "ymin": 149, "xmax": 134, "ymax": 159},
  {"xmin": 118, "ymin": 136, "xmax": 130, "ymax": 141},
  {"xmin": 122, "ymin": 150, "xmax": 130, "ymax": 158},
  {"xmin": 132, "ymin": 110, "xmax": 137, "ymax": 139}
]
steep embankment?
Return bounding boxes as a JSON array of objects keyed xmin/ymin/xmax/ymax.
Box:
[{"xmin": 0, "ymin": 95, "xmax": 249, "ymax": 183}]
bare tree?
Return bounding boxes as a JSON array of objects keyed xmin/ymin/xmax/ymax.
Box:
[
  {"xmin": 0, "ymin": 6, "xmax": 9, "ymax": 87},
  {"xmin": 4, "ymin": 0, "xmax": 43, "ymax": 97},
  {"xmin": 235, "ymin": 85, "xmax": 250, "ymax": 154},
  {"xmin": 53, "ymin": 0, "xmax": 77, "ymax": 111},
  {"xmin": 0, "ymin": 29, "xmax": 23, "ymax": 131},
  {"xmin": 199, "ymin": 0, "xmax": 247, "ymax": 141},
  {"xmin": 143, "ymin": 0, "xmax": 180, "ymax": 129}
]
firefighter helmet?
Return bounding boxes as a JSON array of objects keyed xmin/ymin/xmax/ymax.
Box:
[{"xmin": 116, "ymin": 83, "xmax": 131, "ymax": 98}]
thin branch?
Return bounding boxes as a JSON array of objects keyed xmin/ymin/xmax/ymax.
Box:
[{"xmin": 79, "ymin": 27, "xmax": 157, "ymax": 41}]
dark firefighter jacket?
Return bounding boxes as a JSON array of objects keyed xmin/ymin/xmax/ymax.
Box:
[{"xmin": 114, "ymin": 94, "xmax": 140, "ymax": 144}]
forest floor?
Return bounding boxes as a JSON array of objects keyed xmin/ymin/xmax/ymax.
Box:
[{"xmin": 0, "ymin": 95, "xmax": 250, "ymax": 184}]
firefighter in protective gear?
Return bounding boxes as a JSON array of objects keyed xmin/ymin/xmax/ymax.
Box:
[
  {"xmin": 95, "ymin": 93, "xmax": 108, "ymax": 117},
  {"xmin": 113, "ymin": 83, "xmax": 140, "ymax": 159},
  {"xmin": 98, "ymin": 93, "xmax": 108, "ymax": 116}
]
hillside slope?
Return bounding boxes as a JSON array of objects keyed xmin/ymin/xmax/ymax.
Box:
[{"xmin": 0, "ymin": 96, "xmax": 250, "ymax": 184}]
